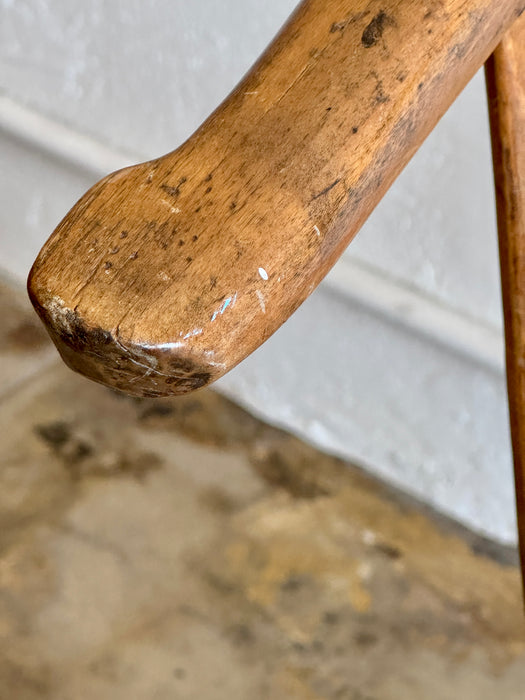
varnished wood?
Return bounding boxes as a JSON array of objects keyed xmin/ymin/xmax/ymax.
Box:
[
  {"xmin": 28, "ymin": 0, "xmax": 524, "ymax": 397},
  {"xmin": 485, "ymin": 12, "xmax": 525, "ymax": 592}
]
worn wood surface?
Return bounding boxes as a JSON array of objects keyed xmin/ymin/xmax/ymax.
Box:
[
  {"xmin": 28, "ymin": 0, "xmax": 524, "ymax": 397},
  {"xmin": 486, "ymin": 12, "xmax": 525, "ymax": 593}
]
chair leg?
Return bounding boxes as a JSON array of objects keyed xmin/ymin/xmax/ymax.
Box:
[{"xmin": 485, "ymin": 12, "xmax": 525, "ymax": 594}]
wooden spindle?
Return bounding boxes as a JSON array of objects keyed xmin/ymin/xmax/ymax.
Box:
[{"xmin": 486, "ymin": 11, "xmax": 525, "ymax": 594}]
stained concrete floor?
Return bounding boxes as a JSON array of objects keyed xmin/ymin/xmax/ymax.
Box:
[{"xmin": 0, "ymin": 277, "xmax": 524, "ymax": 699}]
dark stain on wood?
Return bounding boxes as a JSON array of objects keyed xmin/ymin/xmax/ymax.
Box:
[
  {"xmin": 361, "ymin": 11, "xmax": 395, "ymax": 48},
  {"xmin": 374, "ymin": 79, "xmax": 390, "ymax": 104},
  {"xmin": 161, "ymin": 177, "xmax": 188, "ymax": 199}
]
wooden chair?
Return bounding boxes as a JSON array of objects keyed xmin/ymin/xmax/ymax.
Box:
[{"xmin": 27, "ymin": 0, "xmax": 525, "ymax": 591}]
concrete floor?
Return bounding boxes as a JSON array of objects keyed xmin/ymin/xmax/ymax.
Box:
[{"xmin": 0, "ymin": 277, "xmax": 524, "ymax": 699}]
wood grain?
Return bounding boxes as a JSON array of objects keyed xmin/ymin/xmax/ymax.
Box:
[
  {"xmin": 485, "ymin": 11, "xmax": 525, "ymax": 591},
  {"xmin": 28, "ymin": 0, "xmax": 525, "ymax": 397}
]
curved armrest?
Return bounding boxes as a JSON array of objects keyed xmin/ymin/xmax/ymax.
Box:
[{"xmin": 28, "ymin": 0, "xmax": 524, "ymax": 397}]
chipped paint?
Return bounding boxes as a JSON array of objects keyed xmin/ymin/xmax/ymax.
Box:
[{"xmin": 45, "ymin": 295, "xmax": 74, "ymax": 334}]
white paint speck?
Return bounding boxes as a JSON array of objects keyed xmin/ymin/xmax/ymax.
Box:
[
  {"xmin": 258, "ymin": 267, "xmax": 269, "ymax": 281},
  {"xmin": 183, "ymin": 328, "xmax": 203, "ymax": 340},
  {"xmin": 161, "ymin": 198, "xmax": 181, "ymax": 214},
  {"xmin": 210, "ymin": 293, "xmax": 237, "ymax": 322},
  {"xmin": 158, "ymin": 271, "xmax": 171, "ymax": 282},
  {"xmin": 314, "ymin": 225, "xmax": 321, "ymax": 237},
  {"xmin": 255, "ymin": 290, "xmax": 266, "ymax": 314}
]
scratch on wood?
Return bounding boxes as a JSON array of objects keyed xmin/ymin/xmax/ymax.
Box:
[{"xmin": 311, "ymin": 178, "xmax": 341, "ymax": 201}]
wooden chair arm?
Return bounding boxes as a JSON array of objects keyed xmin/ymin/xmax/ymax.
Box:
[{"xmin": 28, "ymin": 0, "xmax": 524, "ymax": 397}]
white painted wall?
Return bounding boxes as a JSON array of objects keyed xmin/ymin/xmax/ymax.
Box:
[{"xmin": 0, "ymin": 1, "xmax": 515, "ymax": 543}]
